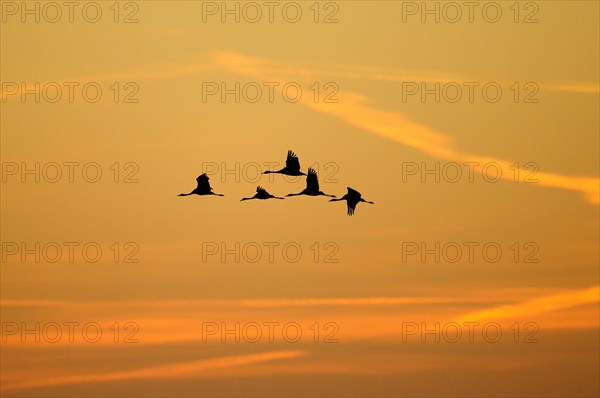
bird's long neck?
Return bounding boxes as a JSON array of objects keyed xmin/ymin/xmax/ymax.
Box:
[
  {"xmin": 178, "ymin": 193, "xmax": 193, "ymax": 196},
  {"xmin": 211, "ymin": 192, "xmax": 224, "ymax": 196},
  {"xmin": 287, "ymin": 192, "xmax": 301, "ymax": 197},
  {"xmin": 329, "ymin": 197, "xmax": 343, "ymax": 201},
  {"xmin": 241, "ymin": 197, "xmax": 252, "ymax": 201}
]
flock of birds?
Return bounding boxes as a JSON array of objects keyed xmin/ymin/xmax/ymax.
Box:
[{"xmin": 178, "ymin": 150, "xmax": 374, "ymax": 216}]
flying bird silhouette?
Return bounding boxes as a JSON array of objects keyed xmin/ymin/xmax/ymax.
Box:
[
  {"xmin": 330, "ymin": 187, "xmax": 374, "ymax": 216},
  {"xmin": 286, "ymin": 168, "xmax": 336, "ymax": 198},
  {"xmin": 178, "ymin": 173, "xmax": 224, "ymax": 197},
  {"xmin": 241, "ymin": 186, "xmax": 284, "ymax": 201},
  {"xmin": 263, "ymin": 150, "xmax": 306, "ymax": 176}
]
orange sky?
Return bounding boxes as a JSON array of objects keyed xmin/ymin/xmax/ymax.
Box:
[{"xmin": 1, "ymin": 1, "xmax": 599, "ymax": 397}]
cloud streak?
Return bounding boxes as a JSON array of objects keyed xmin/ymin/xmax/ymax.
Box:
[
  {"xmin": 250, "ymin": 61, "xmax": 600, "ymax": 94},
  {"xmin": 455, "ymin": 286, "xmax": 600, "ymax": 323},
  {"xmin": 213, "ymin": 51, "xmax": 599, "ymax": 204},
  {"xmin": 2, "ymin": 350, "xmax": 305, "ymax": 391},
  {"xmin": 0, "ymin": 295, "xmax": 509, "ymax": 309},
  {"xmin": 2, "ymin": 287, "xmax": 597, "ymax": 347}
]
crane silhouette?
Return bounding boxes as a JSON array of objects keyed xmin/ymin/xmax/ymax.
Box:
[
  {"xmin": 241, "ymin": 186, "xmax": 284, "ymax": 201},
  {"xmin": 286, "ymin": 168, "xmax": 336, "ymax": 198},
  {"xmin": 263, "ymin": 150, "xmax": 306, "ymax": 176},
  {"xmin": 178, "ymin": 173, "xmax": 224, "ymax": 197},
  {"xmin": 329, "ymin": 187, "xmax": 374, "ymax": 216}
]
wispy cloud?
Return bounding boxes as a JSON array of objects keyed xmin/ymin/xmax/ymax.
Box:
[
  {"xmin": 2, "ymin": 350, "xmax": 305, "ymax": 391},
  {"xmin": 2, "ymin": 287, "xmax": 597, "ymax": 348},
  {"xmin": 455, "ymin": 285, "xmax": 600, "ymax": 323},
  {"xmin": 251, "ymin": 61, "xmax": 600, "ymax": 94},
  {"xmin": 3, "ymin": 52, "xmax": 597, "ymax": 100},
  {"xmin": 0, "ymin": 295, "xmax": 507, "ymax": 309},
  {"xmin": 0, "ymin": 63, "xmax": 213, "ymax": 101},
  {"xmin": 212, "ymin": 51, "xmax": 599, "ymax": 204}
]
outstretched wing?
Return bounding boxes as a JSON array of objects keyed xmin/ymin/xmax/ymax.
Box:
[
  {"xmin": 196, "ymin": 173, "xmax": 212, "ymax": 191},
  {"xmin": 285, "ymin": 150, "xmax": 301, "ymax": 173},
  {"xmin": 256, "ymin": 186, "xmax": 268, "ymax": 195},
  {"xmin": 347, "ymin": 187, "xmax": 362, "ymax": 198},
  {"xmin": 306, "ymin": 167, "xmax": 319, "ymax": 191}
]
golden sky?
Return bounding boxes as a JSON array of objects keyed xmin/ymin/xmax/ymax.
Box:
[{"xmin": 1, "ymin": 1, "xmax": 599, "ymax": 396}]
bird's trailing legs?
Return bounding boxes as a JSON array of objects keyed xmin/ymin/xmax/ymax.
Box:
[{"xmin": 329, "ymin": 187, "xmax": 374, "ymax": 216}]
